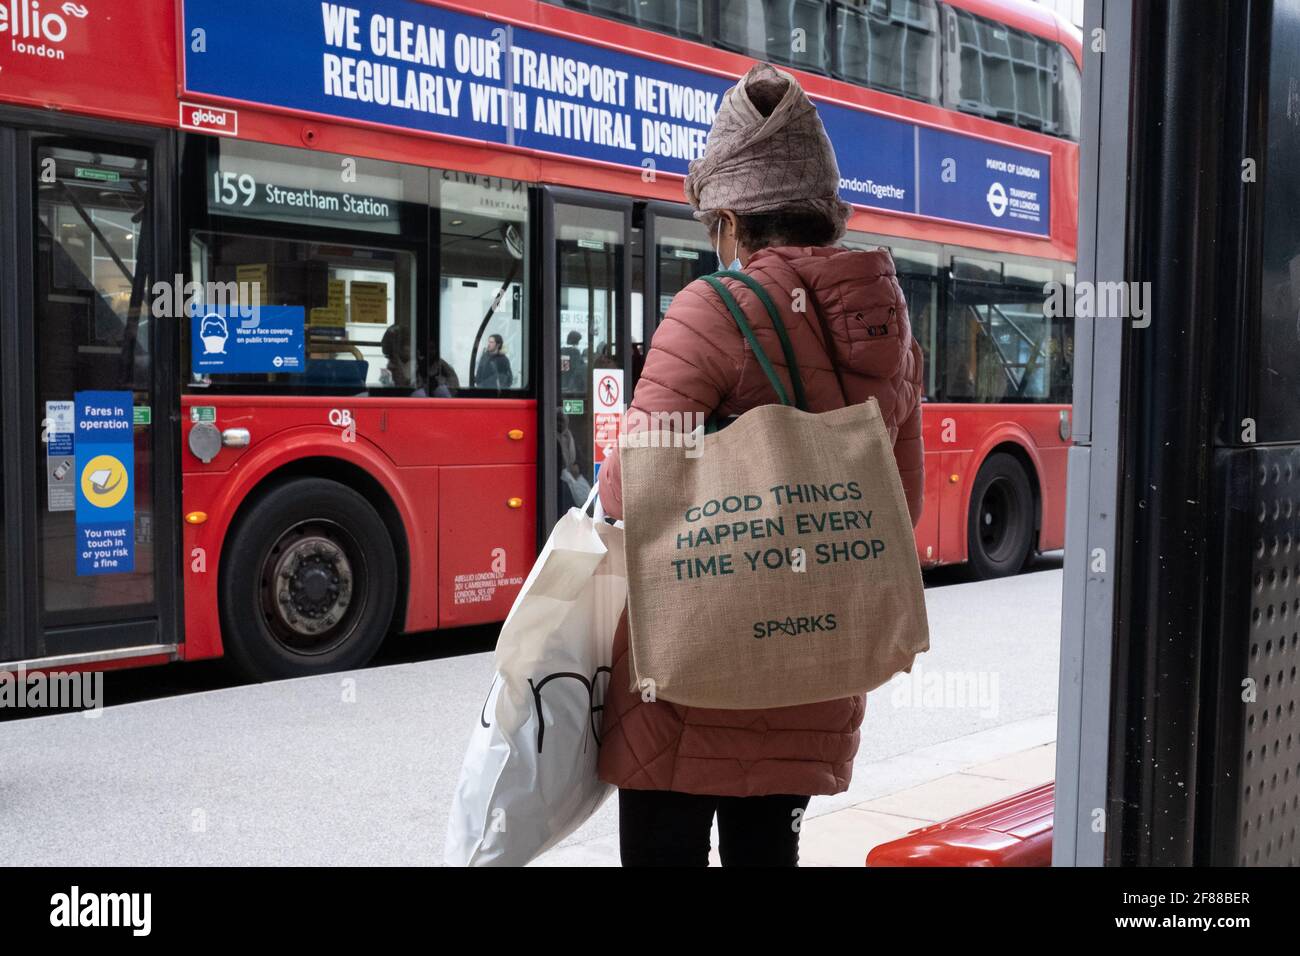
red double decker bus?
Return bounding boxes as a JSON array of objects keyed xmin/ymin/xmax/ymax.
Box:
[{"xmin": 0, "ymin": 0, "xmax": 1079, "ymax": 679}]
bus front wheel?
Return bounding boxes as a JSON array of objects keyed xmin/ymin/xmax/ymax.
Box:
[
  {"xmin": 220, "ymin": 478, "xmax": 398, "ymax": 681},
  {"xmin": 966, "ymin": 453, "xmax": 1035, "ymax": 579}
]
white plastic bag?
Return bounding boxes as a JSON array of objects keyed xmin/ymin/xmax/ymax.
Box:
[{"xmin": 444, "ymin": 487, "xmax": 625, "ymax": 866}]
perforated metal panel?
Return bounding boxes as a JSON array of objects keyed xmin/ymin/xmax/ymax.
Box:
[{"xmin": 1238, "ymin": 446, "xmax": 1300, "ymax": 865}]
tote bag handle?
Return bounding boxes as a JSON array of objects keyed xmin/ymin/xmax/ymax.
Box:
[{"xmin": 701, "ymin": 271, "xmax": 809, "ymax": 413}]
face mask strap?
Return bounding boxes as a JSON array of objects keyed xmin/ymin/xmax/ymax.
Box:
[{"xmin": 715, "ymin": 215, "xmax": 741, "ymax": 270}]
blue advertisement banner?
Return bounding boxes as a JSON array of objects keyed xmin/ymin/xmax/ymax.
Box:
[
  {"xmin": 917, "ymin": 126, "xmax": 1050, "ymax": 235},
  {"xmin": 191, "ymin": 305, "xmax": 306, "ymax": 374},
  {"xmin": 817, "ymin": 104, "xmax": 915, "ymax": 215},
  {"xmin": 74, "ymin": 391, "xmax": 135, "ymax": 576},
  {"xmin": 181, "ymin": 0, "xmax": 1051, "ymax": 237}
]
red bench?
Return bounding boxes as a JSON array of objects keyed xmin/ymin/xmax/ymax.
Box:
[{"xmin": 865, "ymin": 782, "xmax": 1054, "ymax": 866}]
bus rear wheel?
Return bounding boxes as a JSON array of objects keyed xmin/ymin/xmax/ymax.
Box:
[
  {"xmin": 966, "ymin": 453, "xmax": 1035, "ymax": 579},
  {"xmin": 220, "ymin": 478, "xmax": 398, "ymax": 681}
]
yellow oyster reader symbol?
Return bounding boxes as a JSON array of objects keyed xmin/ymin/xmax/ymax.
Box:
[{"xmin": 80, "ymin": 454, "xmax": 129, "ymax": 509}]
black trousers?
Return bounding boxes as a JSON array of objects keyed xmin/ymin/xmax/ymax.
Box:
[{"xmin": 617, "ymin": 788, "xmax": 811, "ymax": 867}]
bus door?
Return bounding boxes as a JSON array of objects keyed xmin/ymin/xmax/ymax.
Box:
[
  {"xmin": 540, "ymin": 189, "xmax": 633, "ymax": 531},
  {"xmin": 643, "ymin": 202, "xmax": 715, "ymax": 343},
  {"xmin": 0, "ymin": 113, "xmax": 179, "ymax": 666},
  {"xmin": 889, "ymin": 245, "xmax": 943, "ymax": 565},
  {"xmin": 944, "ymin": 254, "xmax": 1063, "ymax": 565}
]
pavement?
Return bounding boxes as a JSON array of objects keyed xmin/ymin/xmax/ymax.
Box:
[
  {"xmin": 538, "ymin": 722, "xmax": 1056, "ymax": 867},
  {"xmin": 0, "ymin": 566, "xmax": 1063, "ymax": 866},
  {"xmin": 798, "ymin": 740, "xmax": 1056, "ymax": 867}
]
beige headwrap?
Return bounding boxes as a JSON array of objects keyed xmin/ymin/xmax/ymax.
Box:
[{"xmin": 684, "ymin": 62, "xmax": 852, "ymax": 240}]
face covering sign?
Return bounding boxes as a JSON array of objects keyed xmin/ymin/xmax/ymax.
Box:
[
  {"xmin": 181, "ymin": 0, "xmax": 1051, "ymax": 237},
  {"xmin": 190, "ymin": 305, "xmax": 306, "ymax": 375}
]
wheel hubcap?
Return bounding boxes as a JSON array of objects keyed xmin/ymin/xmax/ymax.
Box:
[
  {"xmin": 260, "ymin": 521, "xmax": 365, "ymax": 654},
  {"xmin": 274, "ymin": 535, "xmax": 353, "ymax": 635},
  {"xmin": 978, "ymin": 478, "xmax": 1019, "ymax": 562}
]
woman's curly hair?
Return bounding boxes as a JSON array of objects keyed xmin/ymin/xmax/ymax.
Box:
[{"xmin": 699, "ymin": 206, "xmax": 839, "ymax": 251}]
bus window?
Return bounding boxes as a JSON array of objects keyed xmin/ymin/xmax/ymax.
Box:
[
  {"xmin": 186, "ymin": 137, "xmax": 427, "ymax": 394},
  {"xmin": 632, "ymin": 0, "xmax": 704, "ymax": 40},
  {"xmin": 543, "ymin": 0, "xmax": 704, "ymax": 42},
  {"xmin": 843, "ymin": 232, "xmax": 940, "ymax": 398},
  {"xmin": 189, "ymin": 232, "xmax": 417, "ymax": 392},
  {"xmin": 945, "ymin": 259, "xmax": 1069, "ymax": 403},
  {"xmin": 942, "ymin": 5, "xmax": 1062, "ymax": 134},
  {"xmin": 834, "ymin": 0, "xmax": 941, "ymax": 103},
  {"xmin": 718, "ymin": 0, "xmax": 832, "ymax": 74},
  {"xmin": 653, "ymin": 215, "xmax": 714, "ymax": 326},
  {"xmin": 951, "ymin": 254, "xmax": 1003, "ymax": 284},
  {"xmin": 437, "ymin": 174, "xmax": 529, "ymax": 394},
  {"xmin": 1060, "ymin": 44, "xmax": 1083, "ymax": 141},
  {"xmin": 892, "ymin": 247, "xmax": 940, "ymax": 399}
]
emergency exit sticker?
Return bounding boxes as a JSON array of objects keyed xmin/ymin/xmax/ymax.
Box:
[{"xmin": 74, "ymin": 391, "xmax": 135, "ymax": 576}]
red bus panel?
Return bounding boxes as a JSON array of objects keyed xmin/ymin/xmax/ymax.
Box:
[{"xmin": 179, "ymin": 397, "xmax": 535, "ymax": 658}]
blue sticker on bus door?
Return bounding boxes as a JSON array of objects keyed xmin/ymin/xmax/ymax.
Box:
[
  {"xmin": 191, "ymin": 305, "xmax": 306, "ymax": 374},
  {"xmin": 74, "ymin": 391, "xmax": 135, "ymax": 576}
]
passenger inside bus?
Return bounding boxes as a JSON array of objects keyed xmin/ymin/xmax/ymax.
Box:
[
  {"xmin": 475, "ymin": 334, "xmax": 514, "ymax": 389},
  {"xmin": 560, "ymin": 329, "xmax": 587, "ymax": 395},
  {"xmin": 377, "ymin": 323, "xmax": 458, "ymax": 397},
  {"xmin": 556, "ymin": 409, "xmax": 591, "ymax": 513}
]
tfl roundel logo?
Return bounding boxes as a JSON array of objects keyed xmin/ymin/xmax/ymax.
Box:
[{"xmin": 986, "ymin": 181, "xmax": 1008, "ymax": 218}]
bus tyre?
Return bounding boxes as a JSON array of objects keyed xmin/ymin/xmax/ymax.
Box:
[
  {"xmin": 220, "ymin": 478, "xmax": 398, "ymax": 681},
  {"xmin": 967, "ymin": 453, "xmax": 1035, "ymax": 579}
]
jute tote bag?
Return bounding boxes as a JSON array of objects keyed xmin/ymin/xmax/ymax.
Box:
[{"xmin": 622, "ymin": 271, "xmax": 929, "ymax": 710}]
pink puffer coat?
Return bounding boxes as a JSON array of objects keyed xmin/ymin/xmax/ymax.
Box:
[{"xmin": 597, "ymin": 244, "xmax": 924, "ymax": 797}]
